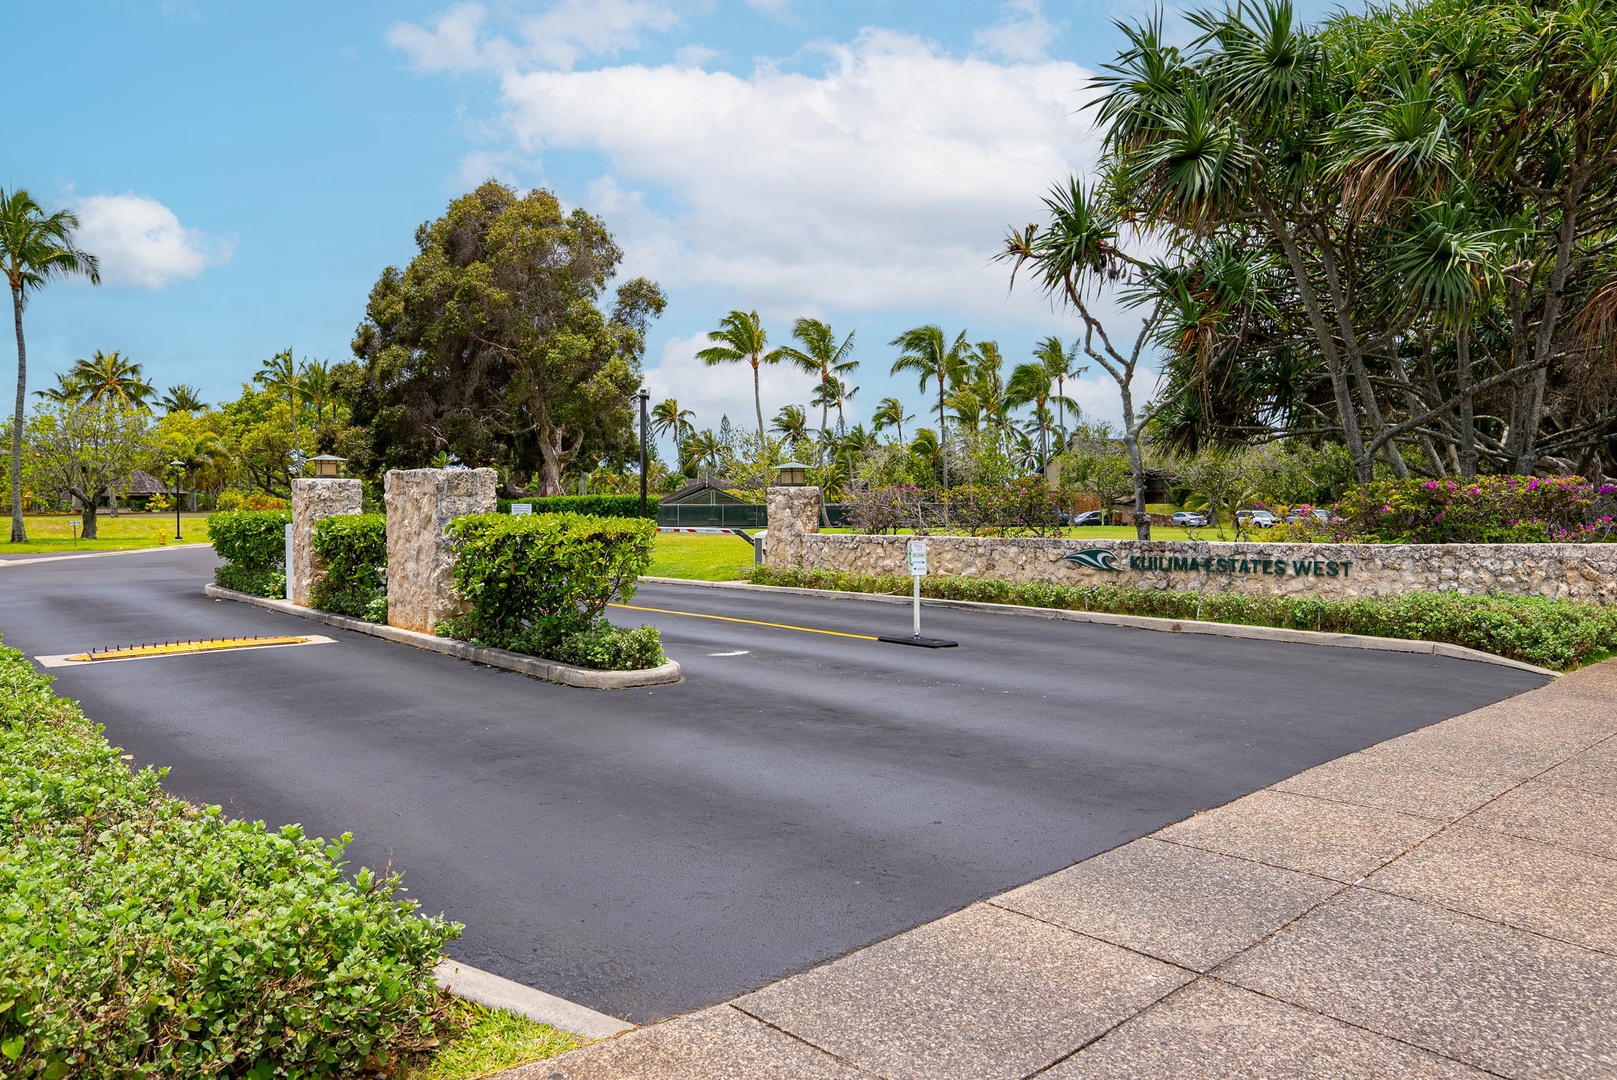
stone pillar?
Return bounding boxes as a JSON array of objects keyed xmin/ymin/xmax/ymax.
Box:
[
  {"xmin": 383, "ymin": 468, "xmax": 498, "ymax": 634},
  {"xmin": 290, "ymin": 478, "xmax": 363, "ymax": 607},
  {"xmin": 763, "ymin": 485, "xmax": 822, "ymax": 567}
]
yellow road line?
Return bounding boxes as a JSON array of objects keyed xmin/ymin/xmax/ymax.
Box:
[{"xmin": 609, "ymin": 603, "xmax": 878, "ymax": 641}]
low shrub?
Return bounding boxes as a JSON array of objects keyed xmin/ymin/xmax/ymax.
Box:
[
  {"xmin": 841, "ymin": 479, "xmax": 1064, "ymax": 536},
  {"xmin": 311, "ymin": 513, "xmax": 387, "ymax": 620},
  {"xmin": 207, "ymin": 510, "xmax": 291, "ymax": 598},
  {"xmin": 495, "ymin": 495, "xmax": 658, "ymax": 518},
  {"xmin": 216, "ymin": 491, "xmax": 289, "ymax": 512},
  {"xmin": 440, "ymin": 513, "xmax": 663, "ymax": 670},
  {"xmin": 1334, "ymin": 475, "xmax": 1617, "ymax": 544},
  {"xmin": 749, "ymin": 566, "xmax": 1617, "ymax": 670},
  {"xmin": 0, "ymin": 638, "xmax": 459, "ymax": 1078}
]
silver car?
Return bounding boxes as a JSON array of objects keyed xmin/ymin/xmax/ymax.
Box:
[{"xmin": 1171, "ymin": 511, "xmax": 1208, "ymax": 527}]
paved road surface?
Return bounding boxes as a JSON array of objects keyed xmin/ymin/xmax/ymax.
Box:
[{"xmin": 0, "ymin": 547, "xmax": 1548, "ymax": 1022}]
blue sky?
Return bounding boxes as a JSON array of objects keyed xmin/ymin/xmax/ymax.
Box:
[{"xmin": 5, "ymin": 0, "xmax": 1328, "ymax": 453}]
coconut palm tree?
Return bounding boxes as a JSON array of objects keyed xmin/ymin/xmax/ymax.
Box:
[
  {"xmin": 871, "ymin": 397, "xmax": 911, "ymax": 442},
  {"xmin": 34, "ymin": 371, "xmax": 89, "ymax": 404},
  {"xmin": 650, "ymin": 398, "xmax": 695, "ymax": 444},
  {"xmin": 299, "ymin": 359, "xmax": 332, "ymax": 424},
  {"xmin": 254, "ymin": 349, "xmax": 305, "ymax": 473},
  {"xmin": 889, "ymin": 325, "xmax": 972, "ymax": 494},
  {"xmin": 770, "ymin": 404, "xmax": 811, "ymax": 452},
  {"xmin": 695, "ymin": 310, "xmax": 785, "ymax": 440},
  {"xmin": 681, "ymin": 428, "xmax": 725, "ymax": 477},
  {"xmin": 2, "ymin": 187, "xmax": 100, "ymax": 542},
  {"xmin": 157, "ymin": 384, "xmax": 208, "ymax": 414},
  {"xmin": 778, "ymin": 318, "xmax": 857, "ymax": 436},
  {"xmin": 1030, "ymin": 336, "xmax": 1083, "ymax": 436},
  {"xmin": 70, "ymin": 351, "xmax": 154, "ymax": 410}
]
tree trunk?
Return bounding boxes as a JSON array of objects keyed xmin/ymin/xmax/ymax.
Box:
[
  {"xmin": 1120, "ymin": 387, "xmax": 1151, "ymax": 541},
  {"xmin": 752, "ymin": 360, "xmax": 764, "ymax": 442},
  {"xmin": 1457, "ymin": 324, "xmax": 1478, "ymax": 478},
  {"xmin": 10, "ymin": 283, "xmax": 27, "ymax": 542},
  {"xmin": 77, "ymin": 492, "xmax": 100, "ymax": 540}
]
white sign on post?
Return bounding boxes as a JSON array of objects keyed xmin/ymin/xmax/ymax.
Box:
[
  {"xmin": 510, "ymin": 503, "xmax": 533, "ymax": 516},
  {"xmin": 907, "ymin": 539, "xmax": 928, "ymax": 577}
]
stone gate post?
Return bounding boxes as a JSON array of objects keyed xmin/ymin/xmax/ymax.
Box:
[
  {"xmin": 290, "ymin": 478, "xmax": 363, "ymax": 607},
  {"xmin": 763, "ymin": 485, "xmax": 822, "ymax": 567},
  {"xmin": 383, "ymin": 468, "xmax": 498, "ymax": 634}
]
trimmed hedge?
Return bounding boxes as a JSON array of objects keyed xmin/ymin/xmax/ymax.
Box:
[
  {"xmin": 495, "ymin": 495, "xmax": 658, "ymax": 519},
  {"xmin": 0, "ymin": 638, "xmax": 458, "ymax": 1078},
  {"xmin": 207, "ymin": 510, "xmax": 291, "ymax": 598},
  {"xmin": 439, "ymin": 513, "xmax": 664, "ymax": 670},
  {"xmin": 311, "ymin": 514, "xmax": 388, "ymax": 621},
  {"xmin": 750, "ymin": 566, "xmax": 1617, "ymax": 671}
]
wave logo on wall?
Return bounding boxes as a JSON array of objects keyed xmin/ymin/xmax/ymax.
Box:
[{"xmin": 1062, "ymin": 548, "xmax": 1121, "ymax": 572}]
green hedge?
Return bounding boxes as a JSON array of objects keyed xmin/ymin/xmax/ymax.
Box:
[
  {"xmin": 0, "ymin": 639, "xmax": 458, "ymax": 1078},
  {"xmin": 439, "ymin": 513, "xmax": 664, "ymax": 670},
  {"xmin": 311, "ymin": 514, "xmax": 388, "ymax": 621},
  {"xmin": 207, "ymin": 510, "xmax": 291, "ymax": 598},
  {"xmin": 749, "ymin": 567, "xmax": 1617, "ymax": 671},
  {"xmin": 495, "ymin": 495, "xmax": 658, "ymax": 519}
]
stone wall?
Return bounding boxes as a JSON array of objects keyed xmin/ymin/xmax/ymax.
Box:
[
  {"xmin": 289, "ymin": 478, "xmax": 362, "ymax": 606},
  {"xmin": 785, "ymin": 533, "xmax": 1617, "ymax": 604},
  {"xmin": 383, "ymin": 468, "xmax": 498, "ymax": 633}
]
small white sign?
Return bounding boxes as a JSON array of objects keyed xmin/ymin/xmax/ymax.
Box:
[
  {"xmin": 907, "ymin": 539, "xmax": 928, "ymax": 576},
  {"xmin": 510, "ymin": 503, "xmax": 533, "ymax": 516}
]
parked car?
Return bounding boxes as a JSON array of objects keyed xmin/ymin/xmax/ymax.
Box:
[
  {"xmin": 1283, "ymin": 507, "xmax": 1338, "ymax": 524},
  {"xmin": 1237, "ymin": 509, "xmax": 1278, "ymax": 528},
  {"xmin": 1067, "ymin": 510, "xmax": 1107, "ymax": 526},
  {"xmin": 1171, "ymin": 511, "xmax": 1208, "ymax": 527}
]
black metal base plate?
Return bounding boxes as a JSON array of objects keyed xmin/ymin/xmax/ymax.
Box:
[{"xmin": 877, "ymin": 635, "xmax": 959, "ymax": 649}]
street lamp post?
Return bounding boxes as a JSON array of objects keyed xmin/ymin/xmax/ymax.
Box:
[
  {"xmin": 634, "ymin": 388, "xmax": 651, "ymax": 519},
  {"xmin": 169, "ymin": 460, "xmax": 186, "ymax": 540}
]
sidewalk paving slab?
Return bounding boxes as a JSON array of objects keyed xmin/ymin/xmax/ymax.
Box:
[
  {"xmin": 990, "ymin": 837, "xmax": 1341, "ymax": 972},
  {"xmin": 1216, "ymin": 888, "xmax": 1617, "ymax": 1079},
  {"xmin": 734, "ymin": 903, "xmax": 1192, "ymax": 1080},
  {"xmin": 1151, "ymin": 789, "xmax": 1443, "ymax": 882},
  {"xmin": 1536, "ymin": 736, "xmax": 1617, "ymax": 797},
  {"xmin": 1042, "ymin": 979, "xmax": 1492, "ymax": 1079},
  {"xmin": 1463, "ymin": 775, "xmax": 1617, "ymax": 860}
]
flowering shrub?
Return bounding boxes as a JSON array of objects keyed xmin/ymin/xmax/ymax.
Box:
[
  {"xmin": 1333, "ymin": 476, "xmax": 1617, "ymax": 544},
  {"xmin": 842, "ymin": 480, "xmax": 1065, "ymax": 537},
  {"xmin": 843, "ymin": 485, "xmax": 931, "ymax": 534}
]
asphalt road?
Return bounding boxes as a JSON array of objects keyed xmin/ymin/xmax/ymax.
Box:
[{"xmin": 0, "ymin": 546, "xmax": 1549, "ymax": 1022}]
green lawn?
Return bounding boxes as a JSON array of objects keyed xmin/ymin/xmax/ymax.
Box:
[
  {"xmin": 0, "ymin": 512, "xmax": 214, "ymax": 554},
  {"xmin": 648, "ymin": 531, "xmax": 757, "ymax": 580},
  {"xmin": 401, "ymin": 1000, "xmax": 584, "ymax": 1079}
]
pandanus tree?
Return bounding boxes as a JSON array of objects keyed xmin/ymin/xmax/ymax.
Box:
[
  {"xmin": 696, "ymin": 310, "xmax": 785, "ymax": 441},
  {"xmin": 2, "ymin": 188, "xmax": 99, "ymax": 542}
]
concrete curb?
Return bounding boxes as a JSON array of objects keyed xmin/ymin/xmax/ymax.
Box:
[
  {"xmin": 637, "ymin": 577, "xmax": 1559, "ymax": 677},
  {"xmin": 435, "ymin": 959, "xmax": 634, "ymax": 1041},
  {"xmin": 204, "ymin": 586, "xmax": 683, "ymax": 688}
]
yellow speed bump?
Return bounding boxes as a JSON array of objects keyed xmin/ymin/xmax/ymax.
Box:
[{"xmin": 35, "ymin": 635, "xmax": 333, "ymax": 668}]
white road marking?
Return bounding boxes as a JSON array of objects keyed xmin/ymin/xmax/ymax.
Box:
[{"xmin": 707, "ymin": 650, "xmax": 751, "ymax": 657}]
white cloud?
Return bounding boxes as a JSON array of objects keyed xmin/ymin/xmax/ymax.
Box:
[
  {"xmin": 71, "ymin": 193, "xmax": 231, "ymax": 288},
  {"xmin": 974, "ymin": 0, "xmax": 1059, "ymax": 62},
  {"xmin": 389, "ymin": 0, "xmax": 684, "ymax": 74},
  {"xmin": 487, "ymin": 29, "xmax": 1100, "ymax": 318}
]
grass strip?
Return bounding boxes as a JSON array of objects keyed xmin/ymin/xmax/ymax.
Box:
[{"xmin": 749, "ymin": 566, "xmax": 1617, "ymax": 671}]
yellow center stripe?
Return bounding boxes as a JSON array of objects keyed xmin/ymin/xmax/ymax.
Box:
[{"xmin": 609, "ymin": 603, "xmax": 877, "ymax": 641}]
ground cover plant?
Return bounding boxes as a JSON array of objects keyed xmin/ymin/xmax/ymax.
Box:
[
  {"xmin": 207, "ymin": 509, "xmax": 290, "ymax": 597},
  {"xmin": 440, "ymin": 513, "xmax": 664, "ymax": 670},
  {"xmin": 310, "ymin": 513, "xmax": 388, "ymax": 621},
  {"xmin": 0, "ymin": 637, "xmax": 459, "ymax": 1078},
  {"xmin": 397, "ymin": 1001, "xmax": 582, "ymax": 1080},
  {"xmin": 750, "ymin": 567, "xmax": 1617, "ymax": 671}
]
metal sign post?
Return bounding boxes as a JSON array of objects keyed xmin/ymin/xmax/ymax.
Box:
[{"xmin": 879, "ymin": 539, "xmax": 957, "ymax": 649}]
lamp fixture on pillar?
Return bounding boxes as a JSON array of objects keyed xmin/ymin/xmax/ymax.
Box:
[
  {"xmin": 308, "ymin": 454, "xmax": 347, "ymax": 478},
  {"xmin": 775, "ymin": 462, "xmax": 809, "ymax": 486}
]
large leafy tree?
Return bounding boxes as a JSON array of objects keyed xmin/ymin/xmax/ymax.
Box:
[
  {"xmin": 346, "ymin": 182, "xmax": 665, "ymax": 494},
  {"xmin": 696, "ymin": 311, "xmax": 784, "ymax": 442},
  {"xmin": 2, "ymin": 188, "xmax": 99, "ymax": 542},
  {"xmin": 28, "ymin": 402, "xmax": 152, "ymax": 539}
]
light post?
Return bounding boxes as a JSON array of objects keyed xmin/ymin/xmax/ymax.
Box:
[
  {"xmin": 308, "ymin": 454, "xmax": 347, "ymax": 478},
  {"xmin": 169, "ymin": 460, "xmax": 185, "ymax": 540},
  {"xmin": 633, "ymin": 388, "xmax": 650, "ymax": 519}
]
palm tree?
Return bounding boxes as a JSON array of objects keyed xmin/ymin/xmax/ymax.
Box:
[
  {"xmin": 695, "ymin": 310, "xmax": 785, "ymax": 440},
  {"xmin": 1006, "ymin": 361, "xmax": 1055, "ymax": 467},
  {"xmin": 71, "ymin": 350, "xmax": 154, "ymax": 410},
  {"xmin": 650, "ymin": 398, "xmax": 695, "ymax": 444},
  {"xmin": 871, "ymin": 397, "xmax": 911, "ymax": 442},
  {"xmin": 158, "ymin": 384, "xmax": 208, "ymax": 414},
  {"xmin": 770, "ymin": 404, "xmax": 811, "ymax": 452},
  {"xmin": 681, "ymin": 428, "xmax": 725, "ymax": 477},
  {"xmin": 889, "ymin": 325, "xmax": 971, "ymax": 494},
  {"xmin": 254, "ymin": 349, "xmax": 305, "ymax": 473},
  {"xmin": 778, "ymin": 317, "xmax": 856, "ymax": 436},
  {"xmin": 34, "ymin": 371, "xmax": 89, "ymax": 404},
  {"xmin": 299, "ymin": 359, "xmax": 332, "ymax": 424},
  {"xmin": 2, "ymin": 187, "xmax": 100, "ymax": 542},
  {"xmin": 1031, "ymin": 336, "xmax": 1084, "ymax": 436}
]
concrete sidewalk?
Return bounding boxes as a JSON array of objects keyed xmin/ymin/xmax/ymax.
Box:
[{"xmin": 518, "ymin": 658, "xmax": 1617, "ymax": 1080}]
